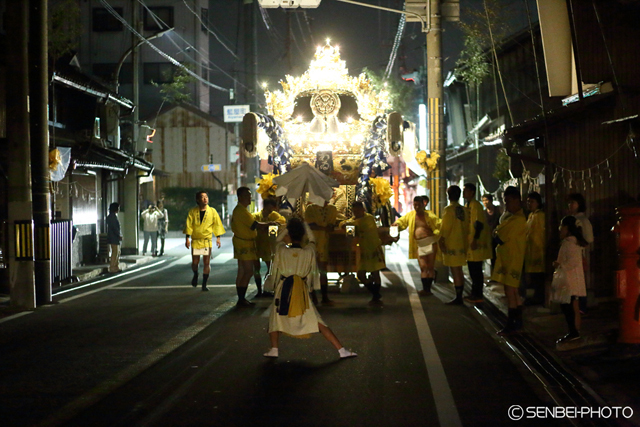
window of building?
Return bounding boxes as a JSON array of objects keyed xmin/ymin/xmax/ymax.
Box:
[
  {"xmin": 143, "ymin": 7, "xmax": 173, "ymax": 31},
  {"xmin": 92, "ymin": 63, "xmax": 133, "ymax": 85},
  {"xmin": 93, "ymin": 7, "xmax": 123, "ymax": 32},
  {"xmin": 201, "ymin": 62, "xmax": 208, "ymax": 81},
  {"xmin": 201, "ymin": 8, "xmax": 209, "ymax": 32},
  {"xmin": 144, "ymin": 63, "xmax": 174, "ymax": 85}
]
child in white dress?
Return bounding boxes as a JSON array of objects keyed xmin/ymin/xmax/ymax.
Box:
[
  {"xmin": 553, "ymin": 216, "xmax": 589, "ymax": 344},
  {"xmin": 263, "ymin": 217, "xmax": 357, "ymax": 359}
]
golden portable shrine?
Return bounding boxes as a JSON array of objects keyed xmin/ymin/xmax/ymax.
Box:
[{"xmin": 242, "ymin": 41, "xmax": 415, "ymax": 273}]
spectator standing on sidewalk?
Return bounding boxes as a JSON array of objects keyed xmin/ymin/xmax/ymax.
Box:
[
  {"xmin": 567, "ymin": 193, "xmax": 593, "ymax": 315},
  {"xmin": 184, "ymin": 191, "xmax": 225, "ymax": 291},
  {"xmin": 492, "ymin": 186, "xmax": 527, "ymax": 335},
  {"xmin": 463, "ymin": 183, "xmax": 492, "ymax": 303},
  {"xmin": 483, "ymin": 194, "xmax": 501, "ymax": 273},
  {"xmin": 524, "ymin": 192, "xmax": 546, "ymax": 305},
  {"xmin": 156, "ymin": 200, "xmax": 169, "ymax": 256},
  {"xmin": 252, "ymin": 197, "xmax": 286, "ymax": 298},
  {"xmin": 141, "ymin": 204, "xmax": 164, "ymax": 256},
  {"xmin": 393, "ymin": 196, "xmax": 441, "ymax": 296},
  {"xmin": 439, "ymin": 186, "xmax": 470, "ymax": 305},
  {"xmin": 552, "ymin": 216, "xmax": 588, "ymax": 344},
  {"xmin": 262, "ymin": 218, "xmax": 357, "ymax": 360},
  {"xmin": 341, "ymin": 201, "xmax": 385, "ymax": 305},
  {"xmin": 106, "ymin": 203, "xmax": 122, "ymax": 273}
]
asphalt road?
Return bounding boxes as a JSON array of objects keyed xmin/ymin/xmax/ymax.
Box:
[{"xmin": 0, "ymin": 237, "xmax": 560, "ymax": 427}]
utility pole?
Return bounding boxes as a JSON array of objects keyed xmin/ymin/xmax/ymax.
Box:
[
  {"xmin": 6, "ymin": 0, "xmax": 35, "ymax": 309},
  {"xmin": 29, "ymin": 0, "xmax": 52, "ymax": 305},
  {"xmin": 426, "ymin": 0, "xmax": 445, "ymax": 217},
  {"xmin": 122, "ymin": 0, "xmax": 142, "ymax": 255},
  {"xmin": 243, "ymin": 0, "xmax": 259, "ymax": 187}
]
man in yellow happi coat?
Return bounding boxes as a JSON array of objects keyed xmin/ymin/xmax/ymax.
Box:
[
  {"xmin": 184, "ymin": 191, "xmax": 226, "ymax": 291},
  {"xmin": 341, "ymin": 201, "xmax": 385, "ymax": 305},
  {"xmin": 463, "ymin": 183, "xmax": 493, "ymax": 303},
  {"xmin": 524, "ymin": 191, "xmax": 546, "ymax": 305},
  {"xmin": 252, "ymin": 197, "xmax": 286, "ymax": 298},
  {"xmin": 232, "ymin": 187, "xmax": 273, "ymax": 306},
  {"xmin": 492, "ymin": 186, "xmax": 527, "ymax": 335},
  {"xmin": 393, "ymin": 195, "xmax": 441, "ymax": 296},
  {"xmin": 439, "ymin": 185, "xmax": 470, "ymax": 305},
  {"xmin": 305, "ymin": 200, "xmax": 338, "ymax": 305}
]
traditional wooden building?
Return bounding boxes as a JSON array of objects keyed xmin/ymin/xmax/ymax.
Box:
[{"xmin": 505, "ymin": 0, "xmax": 640, "ymax": 302}]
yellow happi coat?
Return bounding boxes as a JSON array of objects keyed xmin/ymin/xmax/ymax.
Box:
[
  {"xmin": 183, "ymin": 206, "xmax": 225, "ymax": 249},
  {"xmin": 252, "ymin": 210, "xmax": 286, "ymax": 261},
  {"xmin": 231, "ymin": 204, "xmax": 258, "ymax": 260},
  {"xmin": 525, "ymin": 209, "xmax": 546, "ymax": 273},
  {"xmin": 466, "ymin": 199, "xmax": 492, "ymax": 262},
  {"xmin": 304, "ymin": 204, "xmax": 337, "ymax": 262},
  {"xmin": 341, "ymin": 213, "xmax": 386, "ymax": 272},
  {"xmin": 395, "ymin": 210, "xmax": 441, "ymax": 260},
  {"xmin": 440, "ymin": 202, "xmax": 469, "ymax": 267},
  {"xmin": 491, "ymin": 209, "xmax": 527, "ymax": 287}
]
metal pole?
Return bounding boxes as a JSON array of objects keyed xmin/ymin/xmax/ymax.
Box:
[
  {"xmin": 427, "ymin": 0, "xmax": 445, "ymax": 217},
  {"xmin": 6, "ymin": 0, "xmax": 35, "ymax": 309},
  {"xmin": 132, "ymin": 1, "xmax": 140, "ymax": 145},
  {"xmin": 29, "ymin": 0, "xmax": 52, "ymax": 305}
]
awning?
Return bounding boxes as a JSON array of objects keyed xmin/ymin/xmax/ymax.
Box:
[
  {"xmin": 52, "ymin": 70, "xmax": 134, "ymax": 113},
  {"xmin": 71, "ymin": 144, "xmax": 152, "ymax": 172}
]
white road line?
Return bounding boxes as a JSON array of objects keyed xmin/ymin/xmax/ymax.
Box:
[
  {"xmin": 391, "ymin": 253, "xmax": 463, "ymax": 427},
  {"xmin": 108, "ymin": 285, "xmax": 237, "ymax": 289},
  {"xmin": 36, "ymin": 297, "xmax": 238, "ymax": 427},
  {"xmin": 0, "ymin": 311, "xmax": 33, "ymax": 324},
  {"xmin": 211, "ymin": 253, "xmax": 233, "ymax": 264},
  {"xmin": 57, "ymin": 255, "xmax": 193, "ymax": 303}
]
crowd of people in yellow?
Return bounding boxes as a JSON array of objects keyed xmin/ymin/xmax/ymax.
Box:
[{"xmin": 180, "ymin": 181, "xmax": 561, "ymax": 355}]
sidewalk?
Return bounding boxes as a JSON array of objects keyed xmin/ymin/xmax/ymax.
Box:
[
  {"xmin": 479, "ymin": 278, "xmax": 640, "ymax": 424},
  {"xmin": 70, "ymin": 236, "xmax": 186, "ymax": 283}
]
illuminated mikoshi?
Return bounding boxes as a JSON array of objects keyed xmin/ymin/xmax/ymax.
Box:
[{"xmin": 242, "ymin": 41, "xmax": 407, "ymax": 204}]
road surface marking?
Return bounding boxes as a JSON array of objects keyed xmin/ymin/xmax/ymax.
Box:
[
  {"xmin": 388, "ymin": 247, "xmax": 463, "ymax": 427},
  {"xmin": 57, "ymin": 255, "xmax": 193, "ymax": 303},
  {"xmin": 0, "ymin": 311, "xmax": 32, "ymax": 324},
  {"xmin": 108, "ymin": 285, "xmax": 237, "ymax": 289},
  {"xmin": 36, "ymin": 297, "xmax": 238, "ymax": 427},
  {"xmin": 211, "ymin": 253, "xmax": 233, "ymax": 264}
]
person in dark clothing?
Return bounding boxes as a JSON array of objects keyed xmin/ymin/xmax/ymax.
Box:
[
  {"xmin": 483, "ymin": 194, "xmax": 501, "ymax": 273},
  {"xmin": 156, "ymin": 200, "xmax": 169, "ymax": 256},
  {"xmin": 106, "ymin": 203, "xmax": 122, "ymax": 273}
]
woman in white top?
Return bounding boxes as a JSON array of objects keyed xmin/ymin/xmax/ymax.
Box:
[
  {"xmin": 553, "ymin": 216, "xmax": 589, "ymax": 343},
  {"xmin": 568, "ymin": 193, "xmax": 593, "ymax": 314},
  {"xmin": 263, "ymin": 217, "xmax": 357, "ymax": 359}
]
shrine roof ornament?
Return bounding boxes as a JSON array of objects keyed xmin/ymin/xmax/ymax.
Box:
[{"xmin": 264, "ymin": 41, "xmax": 390, "ymax": 124}]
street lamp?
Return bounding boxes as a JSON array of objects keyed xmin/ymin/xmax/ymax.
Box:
[{"xmin": 112, "ymin": 27, "xmax": 174, "ymax": 93}]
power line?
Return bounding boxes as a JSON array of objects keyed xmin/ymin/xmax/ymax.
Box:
[
  {"xmin": 135, "ymin": 0, "xmax": 247, "ymax": 91},
  {"xmin": 99, "ymin": 0, "xmax": 229, "ymax": 92},
  {"xmin": 180, "ymin": 0, "xmax": 238, "ymax": 59}
]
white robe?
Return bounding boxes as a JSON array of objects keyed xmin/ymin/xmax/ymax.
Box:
[{"xmin": 265, "ymin": 241, "xmax": 326, "ymax": 336}]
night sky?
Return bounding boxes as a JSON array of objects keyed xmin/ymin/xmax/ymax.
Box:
[{"xmin": 205, "ymin": 0, "xmax": 539, "ymax": 118}]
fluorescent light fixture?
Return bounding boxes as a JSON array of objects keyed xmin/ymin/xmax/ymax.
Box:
[
  {"xmin": 483, "ymin": 137, "xmax": 503, "ymax": 146},
  {"xmin": 443, "ymin": 71, "xmax": 456, "ymax": 87},
  {"xmin": 258, "ymin": 0, "xmax": 322, "ymax": 8}
]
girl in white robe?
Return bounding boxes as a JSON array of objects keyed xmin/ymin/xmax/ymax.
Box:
[{"xmin": 263, "ymin": 217, "xmax": 357, "ymax": 359}]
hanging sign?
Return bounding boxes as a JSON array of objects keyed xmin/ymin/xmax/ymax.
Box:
[{"xmin": 223, "ymin": 105, "xmax": 250, "ymax": 123}]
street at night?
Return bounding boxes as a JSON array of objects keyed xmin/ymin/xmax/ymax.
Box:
[
  {"xmin": 2, "ymin": 0, "xmax": 640, "ymax": 426},
  {"xmin": 0, "ymin": 236, "xmax": 573, "ymax": 427}
]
